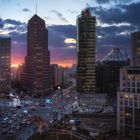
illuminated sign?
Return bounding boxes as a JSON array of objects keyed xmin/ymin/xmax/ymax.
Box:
[
  {"xmin": 82, "ymin": 9, "xmax": 90, "ymax": 17},
  {"xmin": 83, "ymin": 11, "xmax": 88, "ymax": 16},
  {"xmin": 46, "ymin": 98, "xmax": 52, "ymax": 104}
]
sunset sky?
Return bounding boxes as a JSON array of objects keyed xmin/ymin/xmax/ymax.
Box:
[{"xmin": 0, "ymin": 0, "xmax": 140, "ymax": 67}]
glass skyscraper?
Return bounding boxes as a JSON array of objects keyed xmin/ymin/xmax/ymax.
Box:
[{"xmin": 76, "ymin": 8, "xmax": 96, "ymax": 94}]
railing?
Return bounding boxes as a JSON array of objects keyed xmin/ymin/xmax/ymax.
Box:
[{"xmin": 50, "ymin": 128, "xmax": 92, "ymax": 140}]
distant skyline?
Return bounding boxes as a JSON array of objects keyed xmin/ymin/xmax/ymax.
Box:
[{"xmin": 0, "ymin": 0, "xmax": 140, "ymax": 67}]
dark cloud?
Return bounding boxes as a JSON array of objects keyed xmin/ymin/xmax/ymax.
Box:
[
  {"xmin": 50, "ymin": 10, "xmax": 68, "ymax": 23},
  {"xmin": 0, "ymin": 18, "xmax": 4, "ymax": 28},
  {"xmin": 95, "ymin": 0, "xmax": 133, "ymax": 4},
  {"xmin": 91, "ymin": 2, "xmax": 140, "ymax": 27},
  {"xmin": 48, "ymin": 25, "xmax": 76, "ymax": 38},
  {"xmin": 96, "ymin": 24, "xmax": 136, "ymax": 59},
  {"xmin": 97, "ymin": 25, "xmax": 136, "ymax": 37},
  {"xmin": 22, "ymin": 8, "xmax": 31, "ymax": 12},
  {"xmin": 4, "ymin": 19, "xmax": 23, "ymax": 26},
  {"xmin": 0, "ymin": 18, "xmax": 26, "ymax": 33},
  {"xmin": 89, "ymin": 2, "xmax": 140, "ymax": 59},
  {"xmin": 95, "ymin": 0, "xmax": 110, "ymax": 4}
]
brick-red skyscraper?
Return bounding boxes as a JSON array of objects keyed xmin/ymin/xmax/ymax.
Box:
[{"xmin": 22, "ymin": 14, "xmax": 51, "ymax": 97}]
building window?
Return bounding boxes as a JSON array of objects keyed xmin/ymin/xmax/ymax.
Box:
[
  {"xmin": 134, "ymin": 101, "xmax": 138, "ymax": 108},
  {"xmin": 125, "ymin": 100, "xmax": 129, "ymax": 106},
  {"xmin": 134, "ymin": 95, "xmax": 138, "ymax": 100},
  {"xmin": 132, "ymin": 82, "xmax": 135, "ymax": 87},
  {"xmin": 127, "ymin": 82, "xmax": 130, "ymax": 87},
  {"xmin": 137, "ymin": 89, "xmax": 140, "ymax": 93},
  {"xmin": 127, "ymin": 88, "xmax": 130, "ymax": 92},
  {"xmin": 137, "ymin": 82, "xmax": 140, "ymax": 87},
  {"xmin": 132, "ymin": 88, "xmax": 135, "ymax": 92},
  {"xmin": 129, "ymin": 100, "xmax": 133, "ymax": 107}
]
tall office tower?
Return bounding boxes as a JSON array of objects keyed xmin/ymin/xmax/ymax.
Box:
[
  {"xmin": 22, "ymin": 14, "xmax": 51, "ymax": 97},
  {"xmin": 76, "ymin": 8, "xmax": 96, "ymax": 94},
  {"xmin": 131, "ymin": 32, "xmax": 140, "ymax": 66},
  {"xmin": 117, "ymin": 66, "xmax": 140, "ymax": 139},
  {"xmin": 0, "ymin": 38, "xmax": 11, "ymax": 95}
]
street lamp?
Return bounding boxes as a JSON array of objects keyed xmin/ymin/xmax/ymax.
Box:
[{"xmin": 58, "ymin": 86, "xmax": 60, "ymax": 90}]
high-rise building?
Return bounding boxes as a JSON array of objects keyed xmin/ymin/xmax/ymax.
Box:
[
  {"xmin": 96, "ymin": 48, "xmax": 129, "ymax": 96},
  {"xmin": 131, "ymin": 32, "xmax": 140, "ymax": 66},
  {"xmin": 22, "ymin": 14, "xmax": 51, "ymax": 97},
  {"xmin": 50, "ymin": 64, "xmax": 60, "ymax": 88},
  {"xmin": 50, "ymin": 64, "xmax": 69, "ymax": 89},
  {"xmin": 117, "ymin": 66, "xmax": 140, "ymax": 139},
  {"xmin": 117, "ymin": 32, "xmax": 140, "ymax": 139},
  {"xmin": 0, "ymin": 38, "xmax": 11, "ymax": 95},
  {"xmin": 76, "ymin": 8, "xmax": 96, "ymax": 94}
]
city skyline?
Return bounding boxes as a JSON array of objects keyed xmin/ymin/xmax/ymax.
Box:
[{"xmin": 0, "ymin": 0, "xmax": 140, "ymax": 67}]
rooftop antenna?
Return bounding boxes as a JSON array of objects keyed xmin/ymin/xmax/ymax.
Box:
[{"xmin": 35, "ymin": 1, "xmax": 38, "ymax": 14}]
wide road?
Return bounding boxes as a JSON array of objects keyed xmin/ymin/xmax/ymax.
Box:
[{"xmin": 0, "ymin": 84, "xmax": 77, "ymax": 140}]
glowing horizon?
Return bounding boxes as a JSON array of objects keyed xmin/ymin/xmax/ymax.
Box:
[{"xmin": 11, "ymin": 58, "xmax": 75, "ymax": 68}]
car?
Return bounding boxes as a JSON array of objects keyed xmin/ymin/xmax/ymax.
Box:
[
  {"xmin": 12, "ymin": 114, "xmax": 17, "ymax": 117},
  {"xmin": 15, "ymin": 125, "xmax": 21, "ymax": 130},
  {"xmin": 8, "ymin": 120, "xmax": 13, "ymax": 124},
  {"xmin": 47, "ymin": 106, "xmax": 51, "ymax": 109},
  {"xmin": 3, "ymin": 117, "xmax": 9, "ymax": 121},
  {"xmin": 35, "ymin": 102, "xmax": 39, "ymax": 106},
  {"xmin": 11, "ymin": 125, "xmax": 15, "ymax": 129},
  {"xmin": 11, "ymin": 114, "xmax": 17, "ymax": 119},
  {"xmin": 49, "ymin": 119, "xmax": 54, "ymax": 125},
  {"xmin": 21, "ymin": 121, "xmax": 26, "ymax": 126},
  {"xmin": 8, "ymin": 130, "xmax": 15, "ymax": 134},
  {"xmin": 27, "ymin": 121, "xmax": 31, "ymax": 125},
  {"xmin": 22, "ymin": 110, "xmax": 28, "ymax": 115}
]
